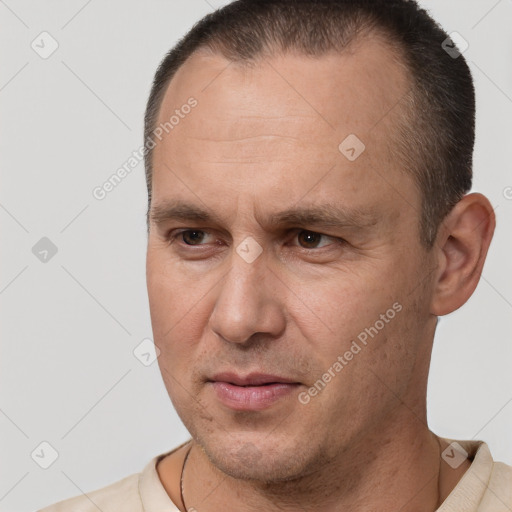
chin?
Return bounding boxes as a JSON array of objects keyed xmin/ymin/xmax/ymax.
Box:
[{"xmin": 195, "ymin": 431, "xmax": 317, "ymax": 482}]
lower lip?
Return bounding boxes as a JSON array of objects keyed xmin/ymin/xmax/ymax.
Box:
[{"xmin": 210, "ymin": 381, "xmax": 299, "ymax": 411}]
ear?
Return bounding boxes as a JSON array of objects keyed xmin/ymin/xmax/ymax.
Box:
[{"xmin": 430, "ymin": 193, "xmax": 496, "ymax": 316}]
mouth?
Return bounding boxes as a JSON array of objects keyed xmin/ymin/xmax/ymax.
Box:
[
  {"xmin": 210, "ymin": 372, "xmax": 300, "ymax": 387},
  {"xmin": 207, "ymin": 372, "xmax": 301, "ymax": 411}
]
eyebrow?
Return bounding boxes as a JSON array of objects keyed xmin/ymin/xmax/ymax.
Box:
[{"xmin": 149, "ymin": 199, "xmax": 379, "ymax": 230}]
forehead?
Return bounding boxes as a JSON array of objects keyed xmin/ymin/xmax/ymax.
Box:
[{"xmin": 151, "ymin": 37, "xmax": 418, "ymax": 226}]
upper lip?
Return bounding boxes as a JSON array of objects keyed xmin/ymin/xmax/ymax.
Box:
[{"xmin": 209, "ymin": 372, "xmax": 299, "ymax": 386}]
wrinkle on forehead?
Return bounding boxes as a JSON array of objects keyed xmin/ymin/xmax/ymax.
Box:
[
  {"xmin": 150, "ymin": 38, "xmax": 419, "ymax": 239},
  {"xmin": 157, "ymin": 36, "xmax": 410, "ymax": 133},
  {"xmin": 154, "ymin": 48, "xmax": 410, "ymax": 185}
]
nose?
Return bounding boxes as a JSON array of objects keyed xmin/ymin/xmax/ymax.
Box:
[{"xmin": 208, "ymin": 252, "xmax": 286, "ymax": 345}]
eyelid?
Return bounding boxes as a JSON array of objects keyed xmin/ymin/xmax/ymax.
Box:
[
  {"xmin": 287, "ymin": 228, "xmax": 344, "ymax": 249},
  {"xmin": 167, "ymin": 227, "xmax": 344, "ymax": 250},
  {"xmin": 167, "ymin": 228, "xmax": 216, "ymax": 245}
]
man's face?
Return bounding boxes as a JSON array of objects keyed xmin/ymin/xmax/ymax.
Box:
[{"xmin": 146, "ymin": 38, "xmax": 438, "ymax": 481}]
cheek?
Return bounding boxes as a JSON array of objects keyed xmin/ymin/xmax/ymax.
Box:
[
  {"xmin": 149, "ymin": 275, "xmax": 213, "ymax": 417},
  {"xmin": 147, "ymin": 250, "xmax": 209, "ymax": 334},
  {"xmin": 290, "ymin": 274, "xmax": 418, "ymax": 410},
  {"xmin": 292, "ymin": 274, "xmax": 403, "ymax": 356},
  {"xmin": 146, "ymin": 256, "xmax": 214, "ymax": 379}
]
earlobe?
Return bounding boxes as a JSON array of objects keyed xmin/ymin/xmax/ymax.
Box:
[{"xmin": 430, "ymin": 193, "xmax": 496, "ymax": 316}]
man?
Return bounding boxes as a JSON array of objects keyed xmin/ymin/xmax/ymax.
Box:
[{"xmin": 39, "ymin": 0, "xmax": 511, "ymax": 511}]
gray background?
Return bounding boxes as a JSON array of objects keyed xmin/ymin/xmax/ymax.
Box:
[{"xmin": 1, "ymin": 1, "xmax": 511, "ymax": 510}]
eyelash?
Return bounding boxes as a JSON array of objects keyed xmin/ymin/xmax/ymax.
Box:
[{"xmin": 166, "ymin": 229, "xmax": 344, "ymax": 251}]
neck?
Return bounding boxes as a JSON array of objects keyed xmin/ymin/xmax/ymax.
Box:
[{"xmin": 182, "ymin": 410, "xmax": 448, "ymax": 512}]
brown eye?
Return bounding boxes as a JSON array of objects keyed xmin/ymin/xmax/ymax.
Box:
[
  {"xmin": 297, "ymin": 230, "xmax": 330, "ymax": 249},
  {"xmin": 181, "ymin": 230, "xmax": 207, "ymax": 245}
]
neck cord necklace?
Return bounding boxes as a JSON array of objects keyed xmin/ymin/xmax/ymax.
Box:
[
  {"xmin": 435, "ymin": 436, "xmax": 443, "ymax": 508},
  {"xmin": 180, "ymin": 443, "xmax": 193, "ymax": 512},
  {"xmin": 179, "ymin": 439, "xmax": 444, "ymax": 511}
]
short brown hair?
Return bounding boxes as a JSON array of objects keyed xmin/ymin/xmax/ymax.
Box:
[{"xmin": 144, "ymin": 0, "xmax": 474, "ymax": 247}]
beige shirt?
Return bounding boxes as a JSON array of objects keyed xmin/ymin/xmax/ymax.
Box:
[{"xmin": 38, "ymin": 439, "xmax": 512, "ymax": 511}]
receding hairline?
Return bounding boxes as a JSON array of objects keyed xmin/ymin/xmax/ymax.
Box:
[
  {"xmin": 148, "ymin": 25, "xmax": 414, "ymax": 188},
  {"xmin": 151, "ymin": 23, "xmax": 411, "ymax": 130},
  {"xmin": 144, "ymin": 0, "xmax": 475, "ymax": 248}
]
